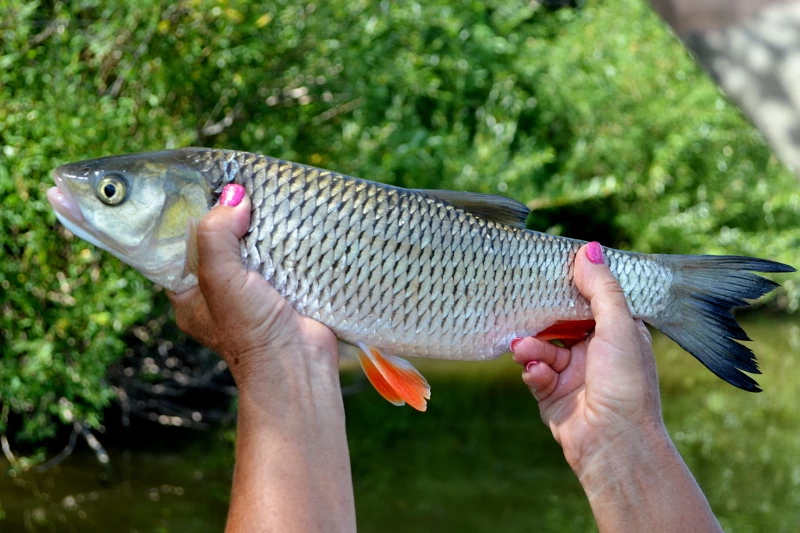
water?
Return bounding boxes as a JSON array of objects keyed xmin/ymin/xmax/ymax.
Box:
[
  {"xmin": 0, "ymin": 433, "xmax": 232, "ymax": 532},
  {"xmin": 1, "ymin": 316, "xmax": 799, "ymax": 532}
]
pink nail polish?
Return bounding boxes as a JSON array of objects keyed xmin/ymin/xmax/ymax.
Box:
[
  {"xmin": 220, "ymin": 184, "xmax": 245, "ymax": 207},
  {"xmin": 510, "ymin": 337, "xmax": 523, "ymax": 353},
  {"xmin": 586, "ymin": 241, "xmax": 604, "ymax": 265},
  {"xmin": 525, "ymin": 361, "xmax": 540, "ymax": 373}
]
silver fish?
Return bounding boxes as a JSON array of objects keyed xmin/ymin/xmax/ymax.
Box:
[{"xmin": 48, "ymin": 148, "xmax": 794, "ymax": 410}]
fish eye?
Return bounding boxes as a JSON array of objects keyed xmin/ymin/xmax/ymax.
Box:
[{"xmin": 96, "ymin": 175, "xmax": 127, "ymax": 205}]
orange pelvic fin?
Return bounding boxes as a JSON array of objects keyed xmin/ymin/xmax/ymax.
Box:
[
  {"xmin": 356, "ymin": 348, "xmax": 406, "ymax": 407},
  {"xmin": 535, "ymin": 319, "xmax": 596, "ymax": 348},
  {"xmin": 356, "ymin": 343, "xmax": 431, "ymax": 412}
]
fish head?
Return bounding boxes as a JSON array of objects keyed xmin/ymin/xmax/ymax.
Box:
[{"xmin": 47, "ymin": 149, "xmax": 217, "ymax": 292}]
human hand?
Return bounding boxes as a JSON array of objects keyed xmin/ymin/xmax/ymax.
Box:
[
  {"xmin": 168, "ymin": 184, "xmax": 355, "ymax": 532},
  {"xmin": 511, "ymin": 242, "xmax": 666, "ymax": 477},
  {"xmin": 167, "ymin": 184, "xmax": 339, "ymax": 394}
]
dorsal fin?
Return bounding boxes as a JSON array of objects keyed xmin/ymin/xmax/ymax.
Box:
[{"xmin": 416, "ymin": 189, "xmax": 530, "ymax": 228}]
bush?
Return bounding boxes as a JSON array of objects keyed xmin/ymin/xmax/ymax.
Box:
[{"xmin": 1, "ymin": 0, "xmax": 797, "ymax": 448}]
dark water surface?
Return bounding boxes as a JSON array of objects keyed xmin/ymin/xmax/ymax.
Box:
[{"xmin": 1, "ymin": 315, "xmax": 798, "ymax": 532}]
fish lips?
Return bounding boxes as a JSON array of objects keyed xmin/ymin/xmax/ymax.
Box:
[{"xmin": 47, "ymin": 170, "xmax": 85, "ymax": 224}]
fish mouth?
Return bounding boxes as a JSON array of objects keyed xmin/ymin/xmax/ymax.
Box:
[
  {"xmin": 47, "ymin": 170, "xmax": 86, "ymax": 224},
  {"xmin": 47, "ymin": 168, "xmax": 140, "ymax": 261}
]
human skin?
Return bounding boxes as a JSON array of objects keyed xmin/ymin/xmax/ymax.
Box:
[
  {"xmin": 170, "ymin": 185, "xmax": 722, "ymax": 533},
  {"xmin": 510, "ymin": 242, "xmax": 724, "ymax": 533}
]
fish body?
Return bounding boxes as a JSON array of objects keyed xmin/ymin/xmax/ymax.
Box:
[
  {"xmin": 229, "ymin": 151, "xmax": 669, "ymax": 361},
  {"xmin": 48, "ymin": 148, "xmax": 794, "ymax": 410}
]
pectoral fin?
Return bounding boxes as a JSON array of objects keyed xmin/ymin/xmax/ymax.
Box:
[
  {"xmin": 356, "ymin": 343, "xmax": 431, "ymax": 411},
  {"xmin": 184, "ymin": 217, "xmax": 199, "ymax": 276}
]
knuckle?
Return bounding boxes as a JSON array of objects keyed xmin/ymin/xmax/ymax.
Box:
[
  {"xmin": 599, "ymin": 275, "xmax": 625, "ymax": 296},
  {"xmin": 534, "ymin": 373, "xmax": 558, "ymax": 400},
  {"xmin": 199, "ymin": 274, "xmax": 243, "ymax": 308},
  {"xmin": 595, "ymin": 278, "xmax": 630, "ymax": 311},
  {"xmin": 197, "ymin": 268, "xmax": 219, "ymax": 290},
  {"xmin": 196, "ymin": 212, "xmax": 227, "ymax": 236}
]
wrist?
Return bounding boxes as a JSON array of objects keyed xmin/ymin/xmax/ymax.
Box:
[
  {"xmin": 572, "ymin": 419, "xmax": 673, "ymax": 492},
  {"xmin": 232, "ymin": 343, "xmax": 342, "ymax": 415},
  {"xmin": 572, "ymin": 421, "xmax": 724, "ymax": 533},
  {"xmin": 227, "ymin": 343, "xmax": 356, "ymax": 533}
]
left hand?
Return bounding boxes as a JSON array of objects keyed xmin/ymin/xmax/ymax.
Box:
[
  {"xmin": 166, "ymin": 185, "xmax": 339, "ymax": 394},
  {"xmin": 167, "ymin": 184, "xmax": 355, "ymax": 533}
]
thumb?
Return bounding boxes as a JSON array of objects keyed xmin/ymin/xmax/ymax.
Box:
[
  {"xmin": 196, "ymin": 184, "xmax": 252, "ymax": 309},
  {"xmin": 573, "ymin": 242, "xmax": 639, "ymax": 347},
  {"xmin": 574, "ymin": 242, "xmax": 661, "ymax": 414}
]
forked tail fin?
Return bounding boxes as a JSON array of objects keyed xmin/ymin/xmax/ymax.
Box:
[{"xmin": 646, "ymin": 256, "xmax": 795, "ymax": 392}]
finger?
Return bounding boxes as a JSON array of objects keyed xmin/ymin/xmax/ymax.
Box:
[
  {"xmin": 167, "ymin": 287, "xmax": 214, "ymax": 344},
  {"xmin": 573, "ymin": 243, "xmax": 639, "ymax": 343},
  {"xmin": 511, "ymin": 337, "xmax": 571, "ymax": 373},
  {"xmin": 522, "ymin": 360, "xmax": 560, "ymax": 401},
  {"xmin": 545, "ymin": 339, "xmax": 588, "ymax": 399},
  {"xmin": 196, "ymin": 185, "xmax": 252, "ymax": 315}
]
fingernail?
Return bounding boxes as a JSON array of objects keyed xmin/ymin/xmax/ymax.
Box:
[
  {"xmin": 586, "ymin": 241, "xmax": 604, "ymax": 265},
  {"xmin": 525, "ymin": 361, "xmax": 540, "ymax": 373},
  {"xmin": 220, "ymin": 184, "xmax": 245, "ymax": 207},
  {"xmin": 510, "ymin": 337, "xmax": 524, "ymax": 353}
]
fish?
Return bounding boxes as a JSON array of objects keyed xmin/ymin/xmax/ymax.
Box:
[{"xmin": 47, "ymin": 148, "xmax": 795, "ymax": 411}]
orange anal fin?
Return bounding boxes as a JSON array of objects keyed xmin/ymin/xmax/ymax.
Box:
[
  {"xmin": 356, "ymin": 349, "xmax": 406, "ymax": 407},
  {"xmin": 559, "ymin": 338, "xmax": 584, "ymax": 349},
  {"xmin": 535, "ymin": 319, "xmax": 596, "ymax": 347},
  {"xmin": 357, "ymin": 343, "xmax": 430, "ymax": 412}
]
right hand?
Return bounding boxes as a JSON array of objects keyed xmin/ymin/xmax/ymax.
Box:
[{"xmin": 511, "ymin": 242, "xmax": 666, "ymax": 476}]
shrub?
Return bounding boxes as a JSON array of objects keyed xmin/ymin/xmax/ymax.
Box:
[{"xmin": 1, "ymin": 0, "xmax": 796, "ymax": 449}]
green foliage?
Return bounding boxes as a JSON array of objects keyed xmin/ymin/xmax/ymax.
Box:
[
  {"xmin": 345, "ymin": 315, "xmax": 800, "ymax": 532},
  {"xmin": 1, "ymin": 0, "xmax": 797, "ymax": 449}
]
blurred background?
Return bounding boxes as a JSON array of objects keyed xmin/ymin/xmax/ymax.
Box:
[{"xmin": 1, "ymin": 0, "xmax": 799, "ymax": 531}]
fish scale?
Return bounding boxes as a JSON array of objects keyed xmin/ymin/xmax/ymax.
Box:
[
  {"xmin": 192, "ymin": 148, "xmax": 651, "ymax": 360},
  {"xmin": 49, "ymin": 147, "xmax": 794, "ymax": 407}
]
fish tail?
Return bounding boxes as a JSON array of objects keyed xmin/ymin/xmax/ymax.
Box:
[{"xmin": 646, "ymin": 255, "xmax": 795, "ymax": 392}]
